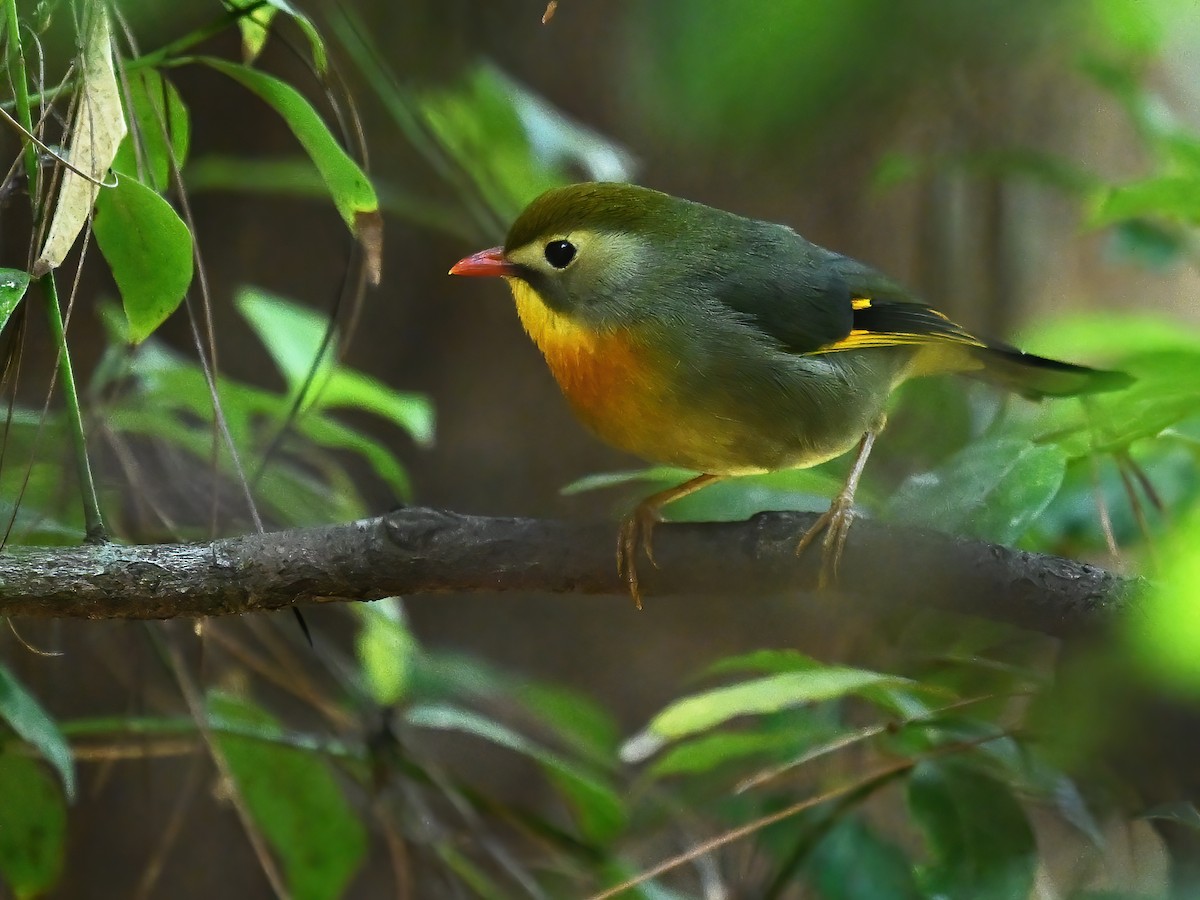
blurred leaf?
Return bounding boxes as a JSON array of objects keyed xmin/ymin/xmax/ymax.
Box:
[
  {"xmin": 516, "ymin": 681, "xmax": 620, "ymax": 764},
  {"xmin": 33, "ymin": 7, "xmax": 126, "ymax": 275},
  {"xmin": 488, "ymin": 64, "xmax": 635, "ymax": 183},
  {"xmin": 1049, "ymin": 774, "xmax": 1107, "ymax": 847},
  {"xmin": 808, "ymin": 817, "xmax": 922, "ymax": 900},
  {"xmin": 0, "ymin": 753, "xmax": 66, "ymax": 898},
  {"xmin": 417, "ymin": 65, "xmax": 565, "ymax": 221},
  {"xmin": 703, "ymin": 648, "xmax": 823, "ymax": 678},
  {"xmin": 908, "ymin": 760, "xmax": 1036, "ymax": 900},
  {"xmin": 93, "ymin": 175, "xmax": 193, "ymax": 343},
  {"xmin": 113, "ymin": 67, "xmax": 190, "ymax": 191},
  {"xmin": 1028, "ymin": 351, "xmax": 1200, "ymax": 458},
  {"xmin": 623, "ymin": 668, "xmax": 906, "ymax": 762},
  {"xmin": 561, "ymin": 466, "xmax": 696, "ymax": 496},
  {"xmin": 187, "ymin": 155, "xmax": 329, "ymax": 198},
  {"xmin": 209, "ymin": 692, "xmax": 367, "ymax": 900},
  {"xmin": 1105, "ymin": 219, "xmax": 1186, "ymax": 271},
  {"xmin": 319, "ymin": 370, "xmax": 435, "ymax": 448},
  {"xmin": 1142, "ymin": 801, "xmax": 1200, "ymax": 830},
  {"xmin": 354, "ymin": 598, "xmax": 415, "ymax": 706},
  {"xmin": 1091, "ymin": 175, "xmax": 1200, "ymax": 226},
  {"xmin": 650, "ymin": 729, "xmax": 814, "ymax": 778},
  {"xmin": 186, "ymin": 156, "xmax": 470, "ymax": 238},
  {"xmin": 202, "ymin": 58, "xmax": 379, "ymax": 278},
  {"xmin": 1129, "ymin": 509, "xmax": 1200, "ymax": 691},
  {"xmin": 0, "ymin": 662, "xmax": 75, "ymax": 801},
  {"xmin": 0, "ymin": 269, "xmax": 30, "ymax": 332},
  {"xmin": 1092, "ymin": 0, "xmax": 1175, "ymax": 56},
  {"xmin": 564, "ymin": 464, "xmax": 854, "ymax": 523},
  {"xmin": 237, "ymin": 287, "xmax": 434, "ymax": 447},
  {"xmin": 238, "ymin": 287, "xmax": 334, "ymax": 387},
  {"xmin": 884, "ymin": 437, "xmax": 1067, "ymax": 543},
  {"xmin": 295, "ymin": 413, "xmax": 414, "ymax": 501},
  {"xmin": 434, "ymin": 845, "xmax": 514, "ymax": 900},
  {"xmin": 1017, "ymin": 313, "xmax": 1200, "ymax": 360},
  {"xmin": 407, "ymin": 703, "xmax": 626, "ymax": 843},
  {"xmin": 872, "ymin": 152, "xmax": 923, "ymax": 191}
]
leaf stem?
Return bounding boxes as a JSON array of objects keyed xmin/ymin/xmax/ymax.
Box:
[{"xmin": 5, "ymin": 0, "xmax": 106, "ymax": 541}]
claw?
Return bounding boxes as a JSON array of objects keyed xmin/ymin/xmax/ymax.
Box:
[
  {"xmin": 613, "ymin": 473, "xmax": 723, "ymax": 609},
  {"xmin": 795, "ymin": 497, "xmax": 854, "ymax": 588},
  {"xmin": 617, "ymin": 503, "xmax": 662, "ymax": 609},
  {"xmin": 794, "ymin": 429, "xmax": 878, "ymax": 590}
]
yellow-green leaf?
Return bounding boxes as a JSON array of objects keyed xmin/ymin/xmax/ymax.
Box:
[{"xmin": 201, "ymin": 58, "xmax": 381, "ymax": 281}]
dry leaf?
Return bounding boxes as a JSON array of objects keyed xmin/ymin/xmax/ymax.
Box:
[{"xmin": 33, "ymin": 8, "xmax": 126, "ymax": 277}]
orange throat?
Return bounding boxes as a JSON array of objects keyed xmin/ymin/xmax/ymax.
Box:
[{"xmin": 504, "ymin": 277, "xmax": 658, "ymax": 440}]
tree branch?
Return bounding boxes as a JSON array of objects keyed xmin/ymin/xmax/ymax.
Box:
[{"xmin": 0, "ymin": 508, "xmax": 1138, "ymax": 637}]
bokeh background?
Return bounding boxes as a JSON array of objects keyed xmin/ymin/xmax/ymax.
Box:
[{"xmin": 3, "ymin": 0, "xmax": 1200, "ymax": 896}]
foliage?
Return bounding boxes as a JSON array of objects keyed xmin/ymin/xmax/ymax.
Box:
[{"xmin": 0, "ymin": 1, "xmax": 1197, "ymax": 899}]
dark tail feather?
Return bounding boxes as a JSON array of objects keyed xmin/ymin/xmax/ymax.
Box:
[{"xmin": 968, "ymin": 344, "xmax": 1133, "ymax": 400}]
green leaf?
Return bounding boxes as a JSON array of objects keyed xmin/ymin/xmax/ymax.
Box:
[
  {"xmin": 1017, "ymin": 313, "xmax": 1200, "ymax": 360},
  {"xmin": 417, "ymin": 65, "xmax": 566, "ymax": 222},
  {"xmin": 1091, "ymin": 175, "xmax": 1200, "ymax": 226},
  {"xmin": 201, "ymin": 58, "xmax": 379, "ymax": 274},
  {"xmin": 245, "ymin": 0, "xmax": 329, "ymax": 73},
  {"xmin": 884, "ymin": 437, "xmax": 1067, "ymax": 543},
  {"xmin": 1092, "ymin": 0, "xmax": 1169, "ymax": 56},
  {"xmin": 406, "ymin": 703, "xmax": 626, "ymax": 843},
  {"xmin": 320, "ymin": 371, "xmax": 434, "ymax": 448},
  {"xmin": 808, "ymin": 817, "xmax": 921, "ymax": 900},
  {"xmin": 0, "ymin": 753, "xmax": 66, "ymax": 898},
  {"xmin": 237, "ymin": 287, "xmax": 334, "ymax": 388},
  {"xmin": 0, "ymin": 269, "xmax": 30, "ymax": 333},
  {"xmin": 435, "ymin": 845, "xmax": 515, "ymax": 900},
  {"xmin": 649, "ymin": 729, "xmax": 808, "ymax": 778},
  {"xmin": 295, "ymin": 413, "xmax": 414, "ymax": 501},
  {"xmin": 1026, "ymin": 351, "xmax": 1200, "ymax": 458},
  {"xmin": 229, "ymin": 0, "xmax": 278, "ymax": 63},
  {"xmin": 702, "ymin": 649, "xmax": 822, "ymax": 678},
  {"xmin": 563, "ymin": 465, "xmax": 851, "ymax": 523},
  {"xmin": 623, "ymin": 668, "xmax": 906, "ymax": 762},
  {"xmin": 112, "ymin": 68, "xmax": 190, "ymax": 192},
  {"xmin": 0, "ymin": 662, "xmax": 75, "ymax": 801},
  {"xmin": 354, "ymin": 598, "xmax": 416, "ymax": 706},
  {"xmin": 1129, "ymin": 509, "xmax": 1200, "ymax": 691},
  {"xmin": 237, "ymin": 287, "xmax": 434, "ymax": 446},
  {"xmin": 516, "ymin": 681, "xmax": 620, "ymax": 764},
  {"xmin": 94, "ymin": 175, "xmax": 193, "ymax": 343},
  {"xmin": 209, "ymin": 692, "xmax": 367, "ymax": 900},
  {"xmin": 908, "ymin": 760, "xmax": 1036, "ymax": 900}
]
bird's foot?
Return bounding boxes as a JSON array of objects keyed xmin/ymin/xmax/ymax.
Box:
[
  {"xmin": 617, "ymin": 503, "xmax": 662, "ymax": 610},
  {"xmin": 794, "ymin": 495, "xmax": 855, "ymax": 589}
]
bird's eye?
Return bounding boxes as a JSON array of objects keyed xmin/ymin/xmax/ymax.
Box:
[{"xmin": 544, "ymin": 240, "xmax": 577, "ymax": 269}]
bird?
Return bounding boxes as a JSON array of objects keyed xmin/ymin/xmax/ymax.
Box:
[{"xmin": 449, "ymin": 182, "xmax": 1129, "ymax": 608}]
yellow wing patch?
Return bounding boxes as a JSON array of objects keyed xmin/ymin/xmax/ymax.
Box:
[
  {"xmin": 814, "ymin": 297, "xmax": 985, "ymax": 355},
  {"xmin": 816, "ymin": 328, "xmax": 985, "ymax": 353}
]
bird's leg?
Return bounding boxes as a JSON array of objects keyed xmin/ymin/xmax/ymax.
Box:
[
  {"xmin": 618, "ymin": 473, "xmax": 722, "ymax": 609},
  {"xmin": 795, "ymin": 429, "xmax": 878, "ymax": 588}
]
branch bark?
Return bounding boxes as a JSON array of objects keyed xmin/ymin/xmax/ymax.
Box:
[{"xmin": 0, "ymin": 507, "xmax": 1138, "ymax": 637}]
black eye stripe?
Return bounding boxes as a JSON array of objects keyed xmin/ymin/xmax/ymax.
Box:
[{"xmin": 544, "ymin": 240, "xmax": 577, "ymax": 269}]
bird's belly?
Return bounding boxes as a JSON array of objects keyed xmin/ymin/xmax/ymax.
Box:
[
  {"xmin": 509, "ymin": 281, "xmax": 882, "ymax": 474},
  {"xmin": 539, "ymin": 335, "xmax": 864, "ymax": 475}
]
